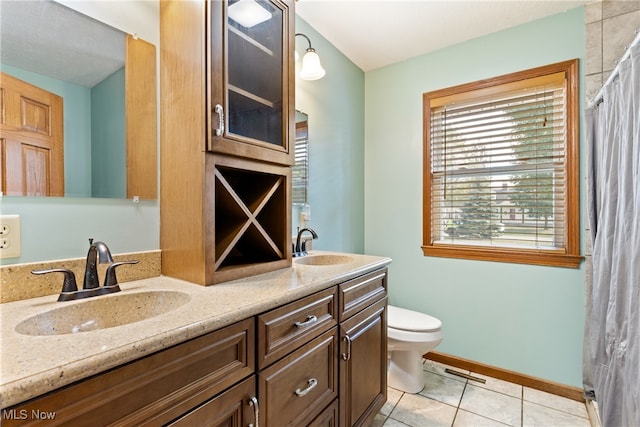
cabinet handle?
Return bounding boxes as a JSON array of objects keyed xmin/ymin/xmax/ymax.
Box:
[
  {"xmin": 342, "ymin": 335, "xmax": 352, "ymax": 361},
  {"xmin": 293, "ymin": 315, "xmax": 317, "ymax": 328},
  {"xmin": 248, "ymin": 396, "xmax": 259, "ymax": 427},
  {"xmin": 214, "ymin": 104, "xmax": 224, "ymax": 136},
  {"xmin": 294, "ymin": 378, "xmax": 318, "ymax": 397}
]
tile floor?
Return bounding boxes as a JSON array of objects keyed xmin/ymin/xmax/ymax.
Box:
[{"xmin": 372, "ymin": 360, "xmax": 592, "ymax": 427}]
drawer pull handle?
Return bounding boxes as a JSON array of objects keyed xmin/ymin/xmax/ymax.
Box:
[
  {"xmin": 248, "ymin": 396, "xmax": 259, "ymax": 427},
  {"xmin": 214, "ymin": 103, "xmax": 224, "ymax": 136},
  {"xmin": 294, "ymin": 315, "xmax": 317, "ymax": 328},
  {"xmin": 342, "ymin": 335, "xmax": 352, "ymax": 361},
  {"xmin": 294, "ymin": 378, "xmax": 318, "ymax": 397}
]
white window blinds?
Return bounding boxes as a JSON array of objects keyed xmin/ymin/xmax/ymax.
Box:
[
  {"xmin": 428, "ymin": 72, "xmax": 568, "ymax": 250},
  {"xmin": 293, "ymin": 121, "xmax": 309, "ymax": 204}
]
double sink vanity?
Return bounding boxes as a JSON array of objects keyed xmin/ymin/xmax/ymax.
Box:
[{"xmin": 1, "ymin": 251, "xmax": 391, "ymax": 426}]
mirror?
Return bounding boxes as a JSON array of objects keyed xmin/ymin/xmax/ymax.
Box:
[
  {"xmin": 292, "ymin": 110, "xmax": 310, "ymax": 233},
  {"xmin": 0, "ymin": 0, "xmax": 157, "ymax": 199}
]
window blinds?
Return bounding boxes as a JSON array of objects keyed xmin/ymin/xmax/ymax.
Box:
[
  {"xmin": 428, "ymin": 74, "xmax": 567, "ymax": 250},
  {"xmin": 293, "ymin": 122, "xmax": 309, "ymax": 204}
]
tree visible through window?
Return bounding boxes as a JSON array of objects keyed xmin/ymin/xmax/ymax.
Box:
[{"xmin": 422, "ymin": 60, "xmax": 583, "ymax": 268}]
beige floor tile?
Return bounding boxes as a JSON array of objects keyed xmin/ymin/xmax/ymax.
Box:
[
  {"xmin": 523, "ymin": 401, "xmax": 591, "ymax": 427},
  {"xmin": 459, "ymin": 384, "xmax": 522, "ymax": 426},
  {"xmin": 381, "ymin": 387, "xmax": 404, "ymax": 416},
  {"xmin": 470, "ymin": 372, "xmax": 523, "ymax": 399},
  {"xmin": 370, "ymin": 412, "xmax": 388, "ymax": 427},
  {"xmin": 390, "ymin": 393, "xmax": 457, "ymax": 427},
  {"xmin": 423, "ymin": 359, "xmax": 469, "ymax": 382},
  {"xmin": 523, "ymin": 387, "xmax": 588, "ymax": 418},
  {"xmin": 419, "ymin": 370, "xmax": 466, "ymax": 407},
  {"xmin": 383, "ymin": 417, "xmax": 412, "ymax": 427},
  {"xmin": 453, "ymin": 409, "xmax": 512, "ymax": 427}
]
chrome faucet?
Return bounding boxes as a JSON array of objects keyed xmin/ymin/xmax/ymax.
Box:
[
  {"xmin": 83, "ymin": 239, "xmax": 114, "ymax": 290},
  {"xmin": 32, "ymin": 239, "xmax": 138, "ymax": 301},
  {"xmin": 294, "ymin": 228, "xmax": 318, "ymax": 257}
]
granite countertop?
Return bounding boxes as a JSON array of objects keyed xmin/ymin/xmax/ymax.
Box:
[{"xmin": 0, "ymin": 251, "xmax": 391, "ymax": 408}]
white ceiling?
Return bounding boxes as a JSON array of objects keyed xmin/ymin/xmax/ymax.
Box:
[
  {"xmin": 296, "ymin": 0, "xmax": 589, "ymax": 72},
  {"xmin": 0, "ymin": 0, "xmax": 124, "ymax": 88}
]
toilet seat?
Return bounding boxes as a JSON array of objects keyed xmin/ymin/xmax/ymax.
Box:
[{"xmin": 388, "ymin": 305, "xmax": 441, "ymax": 332}]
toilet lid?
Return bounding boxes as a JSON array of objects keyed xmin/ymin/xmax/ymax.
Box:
[{"xmin": 388, "ymin": 305, "xmax": 442, "ymax": 332}]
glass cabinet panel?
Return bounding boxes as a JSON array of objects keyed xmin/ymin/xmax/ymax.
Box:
[{"xmin": 228, "ymin": 0, "xmax": 283, "ymax": 145}]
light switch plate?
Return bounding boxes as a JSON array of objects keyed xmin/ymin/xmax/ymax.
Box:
[{"xmin": 0, "ymin": 215, "xmax": 21, "ymax": 259}]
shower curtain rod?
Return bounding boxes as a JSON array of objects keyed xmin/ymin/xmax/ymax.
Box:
[{"xmin": 591, "ymin": 29, "xmax": 640, "ymax": 107}]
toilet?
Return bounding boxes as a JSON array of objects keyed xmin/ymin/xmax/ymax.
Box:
[{"xmin": 387, "ymin": 304, "xmax": 443, "ymax": 393}]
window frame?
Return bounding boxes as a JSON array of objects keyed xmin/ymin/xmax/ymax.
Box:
[{"xmin": 422, "ymin": 59, "xmax": 583, "ymax": 268}]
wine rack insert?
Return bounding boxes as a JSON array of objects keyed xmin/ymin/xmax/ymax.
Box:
[{"xmin": 213, "ymin": 156, "xmax": 291, "ymax": 280}]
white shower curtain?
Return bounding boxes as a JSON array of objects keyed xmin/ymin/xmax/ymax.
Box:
[{"xmin": 585, "ymin": 41, "xmax": 640, "ymax": 427}]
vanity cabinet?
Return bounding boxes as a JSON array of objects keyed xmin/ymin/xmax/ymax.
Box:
[
  {"xmin": 2, "ymin": 268, "xmax": 388, "ymax": 427},
  {"xmin": 2, "ymin": 318, "xmax": 255, "ymax": 426},
  {"xmin": 160, "ymin": 0, "xmax": 294, "ymax": 286},
  {"xmin": 338, "ymin": 270, "xmax": 388, "ymax": 427}
]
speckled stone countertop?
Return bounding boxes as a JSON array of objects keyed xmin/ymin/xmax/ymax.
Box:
[{"xmin": 0, "ymin": 251, "xmax": 391, "ymax": 408}]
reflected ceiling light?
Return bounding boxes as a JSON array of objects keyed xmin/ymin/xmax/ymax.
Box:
[
  {"xmin": 295, "ymin": 33, "xmax": 326, "ymax": 81},
  {"xmin": 228, "ymin": 0, "xmax": 271, "ymax": 28}
]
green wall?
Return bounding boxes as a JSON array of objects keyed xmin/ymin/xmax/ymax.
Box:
[
  {"xmin": 364, "ymin": 8, "xmax": 586, "ymax": 387},
  {"xmin": 294, "ymin": 17, "xmax": 365, "ymax": 254},
  {"xmin": 91, "ymin": 67, "xmax": 126, "ymax": 198}
]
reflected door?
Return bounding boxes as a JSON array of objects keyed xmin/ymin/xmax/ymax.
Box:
[{"xmin": 0, "ymin": 72, "xmax": 64, "ymax": 196}]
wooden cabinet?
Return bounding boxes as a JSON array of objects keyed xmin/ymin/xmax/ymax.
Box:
[
  {"xmin": 160, "ymin": 0, "xmax": 294, "ymax": 286},
  {"xmin": 256, "ymin": 269, "xmax": 388, "ymax": 427},
  {"xmin": 168, "ymin": 376, "xmax": 257, "ymax": 427},
  {"xmin": 259, "ymin": 329, "xmax": 338, "ymax": 426},
  {"xmin": 209, "ymin": 0, "xmax": 295, "ymax": 166},
  {"xmin": 2, "ymin": 318, "xmax": 255, "ymax": 427},
  {"xmin": 257, "ymin": 286, "xmax": 338, "ymax": 369},
  {"xmin": 339, "ymin": 270, "xmax": 388, "ymax": 427}
]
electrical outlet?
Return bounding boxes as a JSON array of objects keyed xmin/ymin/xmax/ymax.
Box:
[{"xmin": 0, "ymin": 215, "xmax": 21, "ymax": 259}]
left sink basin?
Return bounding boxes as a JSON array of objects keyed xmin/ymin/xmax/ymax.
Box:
[{"xmin": 15, "ymin": 291, "xmax": 191, "ymax": 336}]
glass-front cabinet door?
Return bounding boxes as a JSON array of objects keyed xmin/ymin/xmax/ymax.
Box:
[{"xmin": 209, "ymin": 0, "xmax": 295, "ymax": 166}]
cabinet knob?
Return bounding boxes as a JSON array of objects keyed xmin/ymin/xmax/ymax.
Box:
[{"xmin": 214, "ymin": 104, "xmax": 225, "ymax": 136}]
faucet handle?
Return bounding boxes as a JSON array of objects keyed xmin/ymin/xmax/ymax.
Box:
[
  {"xmin": 32, "ymin": 268, "xmax": 78, "ymax": 296},
  {"xmin": 103, "ymin": 260, "xmax": 139, "ymax": 287}
]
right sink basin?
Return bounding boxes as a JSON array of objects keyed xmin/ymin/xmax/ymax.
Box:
[{"xmin": 294, "ymin": 254, "xmax": 355, "ymax": 266}]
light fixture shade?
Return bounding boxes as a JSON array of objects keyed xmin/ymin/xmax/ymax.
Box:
[
  {"xmin": 300, "ymin": 50, "xmax": 326, "ymax": 80},
  {"xmin": 228, "ymin": 0, "xmax": 271, "ymax": 28}
]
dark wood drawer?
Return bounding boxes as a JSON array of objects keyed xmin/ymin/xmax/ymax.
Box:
[
  {"xmin": 338, "ymin": 268, "xmax": 387, "ymax": 321},
  {"xmin": 259, "ymin": 328, "xmax": 338, "ymax": 427},
  {"xmin": 3, "ymin": 318, "xmax": 255, "ymax": 427},
  {"xmin": 257, "ymin": 286, "xmax": 338, "ymax": 369},
  {"xmin": 308, "ymin": 399, "xmax": 339, "ymax": 427},
  {"xmin": 168, "ymin": 376, "xmax": 257, "ymax": 427}
]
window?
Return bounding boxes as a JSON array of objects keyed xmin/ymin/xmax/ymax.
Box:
[{"xmin": 422, "ymin": 60, "xmax": 582, "ymax": 268}]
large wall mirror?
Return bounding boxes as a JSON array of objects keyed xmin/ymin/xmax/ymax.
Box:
[{"xmin": 0, "ymin": 0, "xmax": 157, "ymax": 199}]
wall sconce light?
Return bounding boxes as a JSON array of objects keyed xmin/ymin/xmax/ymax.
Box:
[
  {"xmin": 295, "ymin": 33, "xmax": 326, "ymax": 81},
  {"xmin": 228, "ymin": 0, "xmax": 271, "ymax": 28}
]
